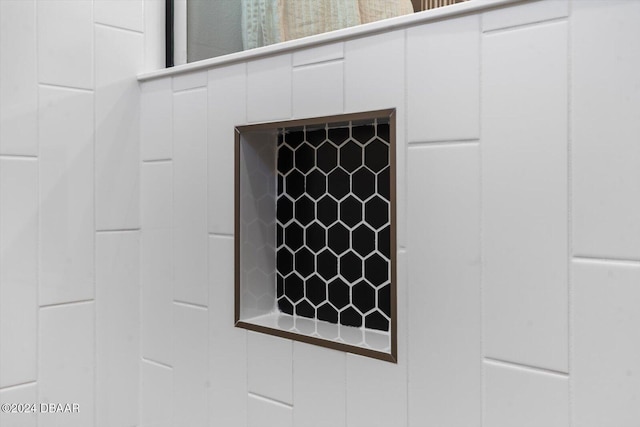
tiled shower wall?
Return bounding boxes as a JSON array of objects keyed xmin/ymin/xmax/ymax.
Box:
[
  {"xmin": 0, "ymin": 1, "xmax": 163, "ymax": 426},
  {"xmin": 140, "ymin": 1, "xmax": 640, "ymax": 426}
]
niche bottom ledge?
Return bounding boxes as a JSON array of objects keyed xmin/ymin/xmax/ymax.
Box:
[{"xmin": 236, "ymin": 311, "xmax": 395, "ymax": 362}]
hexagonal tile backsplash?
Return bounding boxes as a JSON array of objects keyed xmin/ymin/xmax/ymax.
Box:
[{"xmin": 276, "ymin": 121, "xmax": 391, "ymax": 332}]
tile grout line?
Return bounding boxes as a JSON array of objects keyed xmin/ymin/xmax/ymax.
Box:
[
  {"xmin": 94, "ymin": 21, "xmax": 144, "ymax": 36},
  {"xmin": 483, "ymin": 16, "xmax": 569, "ymax": 36},
  {"xmin": 92, "ymin": 8, "xmax": 98, "ymax": 427},
  {"xmin": 141, "ymin": 357, "xmax": 172, "ymax": 371},
  {"xmin": 0, "ymin": 381, "xmax": 37, "ymax": 392},
  {"xmin": 293, "ymin": 57, "xmax": 344, "ymax": 70},
  {"xmin": 142, "ymin": 158, "xmax": 172, "ymax": 163},
  {"xmin": 205, "ymin": 75, "xmax": 212, "ymax": 427},
  {"xmin": 95, "ymin": 228, "xmax": 141, "ymax": 234},
  {"xmin": 572, "ymin": 255, "xmax": 640, "ymax": 266},
  {"xmin": 408, "ymin": 139, "xmax": 480, "ymax": 148},
  {"xmin": 0, "ymin": 154, "xmax": 38, "ymax": 159},
  {"xmin": 247, "ymin": 392, "xmax": 294, "ymax": 409},
  {"xmin": 566, "ymin": 3, "xmax": 574, "ymax": 426},
  {"xmin": 138, "ymin": 32, "xmax": 145, "ymax": 427},
  {"xmin": 38, "ymin": 82, "xmax": 93, "ymax": 93},
  {"xmin": 402, "ymin": 26, "xmax": 410, "ymax": 427},
  {"xmin": 35, "ymin": 0, "xmax": 40, "ymax": 410},
  {"xmin": 246, "ymin": 332, "xmax": 249, "ymax": 427},
  {"xmin": 209, "ymin": 232, "xmax": 234, "ymax": 239},
  {"xmin": 40, "ymin": 299, "xmax": 95, "ymax": 310},
  {"xmin": 479, "ymin": 13, "xmax": 486, "ymax": 427},
  {"xmin": 484, "ymin": 357, "xmax": 569, "ymax": 378},
  {"xmin": 173, "ymin": 300, "xmax": 208, "ymax": 310},
  {"xmin": 173, "ymin": 85, "xmax": 207, "ymax": 94}
]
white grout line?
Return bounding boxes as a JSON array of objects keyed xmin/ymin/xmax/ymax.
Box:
[
  {"xmin": 482, "ymin": 16, "xmax": 569, "ymax": 36},
  {"xmin": 0, "ymin": 154, "xmax": 38, "ymax": 159},
  {"xmin": 572, "ymin": 256, "xmax": 640, "ymax": 267},
  {"xmin": 141, "ymin": 357, "xmax": 172, "ymax": 370},
  {"xmin": 39, "ymin": 299, "xmax": 94, "ymax": 310},
  {"xmin": 142, "ymin": 158, "xmax": 172, "ymax": 163},
  {"xmin": 484, "ymin": 357, "xmax": 569, "ymax": 379},
  {"xmin": 566, "ymin": 3, "xmax": 574, "ymax": 425},
  {"xmin": 292, "ymin": 57, "xmax": 344, "ymax": 70},
  {"xmin": 94, "ymin": 21, "xmax": 144, "ymax": 35},
  {"xmin": 95, "ymin": 228, "xmax": 141, "ymax": 234},
  {"xmin": 209, "ymin": 232, "xmax": 234, "ymax": 239},
  {"xmin": 173, "ymin": 300, "xmax": 208, "ymax": 310},
  {"xmin": 247, "ymin": 392, "xmax": 293, "ymax": 409},
  {"xmin": 408, "ymin": 139, "xmax": 480, "ymax": 148},
  {"xmin": 0, "ymin": 381, "xmax": 37, "ymax": 392},
  {"xmin": 38, "ymin": 82, "xmax": 93, "ymax": 93},
  {"xmin": 478, "ymin": 17, "xmax": 485, "ymax": 426}
]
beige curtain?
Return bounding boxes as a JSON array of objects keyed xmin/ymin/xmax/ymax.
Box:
[{"xmin": 242, "ymin": 0, "xmax": 413, "ymax": 50}]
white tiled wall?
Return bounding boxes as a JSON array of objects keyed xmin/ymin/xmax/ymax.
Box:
[
  {"xmin": 2, "ymin": 1, "xmax": 639, "ymax": 427},
  {"xmin": 407, "ymin": 145, "xmax": 481, "ymax": 426},
  {"xmin": 482, "ymin": 19, "xmax": 569, "ymax": 373},
  {"xmin": 135, "ymin": 1, "xmax": 640, "ymax": 426},
  {"xmin": 0, "ymin": 0, "xmax": 37, "ymax": 156},
  {"xmin": 96, "ymin": 232, "xmax": 140, "ymax": 427},
  {"xmin": 39, "ymin": 302, "xmax": 95, "ymax": 427},
  {"xmin": 0, "ymin": 0, "xmax": 160, "ymax": 425},
  {"xmin": 139, "ymin": 1, "xmax": 640, "ymax": 426}
]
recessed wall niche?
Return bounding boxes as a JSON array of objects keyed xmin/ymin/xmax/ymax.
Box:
[{"xmin": 235, "ymin": 109, "xmax": 397, "ymax": 362}]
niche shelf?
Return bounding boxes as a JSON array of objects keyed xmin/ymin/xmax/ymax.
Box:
[{"xmin": 234, "ymin": 109, "xmax": 397, "ymax": 362}]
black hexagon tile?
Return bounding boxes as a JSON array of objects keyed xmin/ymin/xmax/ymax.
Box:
[{"xmin": 276, "ymin": 120, "xmax": 391, "ymax": 332}]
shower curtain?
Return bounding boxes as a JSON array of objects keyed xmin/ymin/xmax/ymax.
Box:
[{"xmin": 241, "ymin": 0, "xmax": 414, "ymax": 50}]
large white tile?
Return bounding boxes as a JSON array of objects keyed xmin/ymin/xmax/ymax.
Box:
[
  {"xmin": 96, "ymin": 232, "xmax": 140, "ymax": 427},
  {"xmin": 482, "ymin": 0, "xmax": 568, "ymax": 32},
  {"xmin": 39, "ymin": 302, "xmax": 94, "ymax": 427},
  {"xmin": 246, "ymin": 54, "xmax": 292, "ymax": 122},
  {"xmin": 344, "ymin": 30, "xmax": 404, "ymax": 113},
  {"xmin": 344, "ymin": 30, "xmax": 407, "ymax": 248},
  {"xmin": 173, "ymin": 303, "xmax": 209, "ymax": 427},
  {"xmin": 293, "ymin": 343, "xmax": 346, "ymax": 427},
  {"xmin": 0, "ymin": 0, "xmax": 37, "ymax": 156},
  {"xmin": 247, "ymin": 332, "xmax": 292, "ymax": 405},
  {"xmin": 292, "ymin": 60, "xmax": 343, "ymax": 118},
  {"xmin": 142, "ymin": 161, "xmax": 172, "ymax": 229},
  {"xmin": 94, "ymin": 0, "xmax": 144, "ymax": 32},
  {"xmin": 346, "ymin": 353, "xmax": 407, "ymax": 427},
  {"xmin": 144, "ymin": 0, "xmax": 166, "ymax": 72},
  {"xmin": 482, "ymin": 22, "xmax": 568, "ymax": 372},
  {"xmin": 141, "ymin": 78, "xmax": 172, "ymax": 161},
  {"xmin": 572, "ymin": 0, "xmax": 640, "ymax": 260},
  {"xmin": 573, "ymin": 261, "xmax": 640, "ymax": 427},
  {"xmin": 407, "ymin": 15, "xmax": 480, "ymax": 142},
  {"xmin": 484, "ymin": 361, "xmax": 568, "ymax": 427},
  {"xmin": 37, "ymin": 0, "xmax": 93, "ymax": 89},
  {"xmin": 293, "ymin": 42, "xmax": 344, "ymax": 67},
  {"xmin": 0, "ymin": 158, "xmax": 37, "ymax": 388},
  {"xmin": 247, "ymin": 395, "xmax": 292, "ymax": 427},
  {"xmin": 142, "ymin": 229, "xmax": 173, "ymax": 365},
  {"xmin": 0, "ymin": 383, "xmax": 37, "ymax": 427},
  {"xmin": 173, "ymin": 88, "xmax": 208, "ymax": 305},
  {"xmin": 407, "ymin": 145, "xmax": 481, "ymax": 427},
  {"xmin": 209, "ymin": 235, "xmax": 247, "ymax": 427},
  {"xmin": 39, "ymin": 86, "xmax": 94, "ymax": 306},
  {"xmin": 95, "ymin": 25, "xmax": 143, "ymax": 231},
  {"xmin": 173, "ymin": 71, "xmax": 207, "ymax": 92},
  {"xmin": 208, "ymin": 63, "xmax": 246, "ymax": 235},
  {"xmin": 141, "ymin": 360, "xmax": 172, "ymax": 427}
]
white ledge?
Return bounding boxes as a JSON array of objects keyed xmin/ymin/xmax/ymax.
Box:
[{"xmin": 137, "ymin": 0, "xmax": 524, "ymax": 82}]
